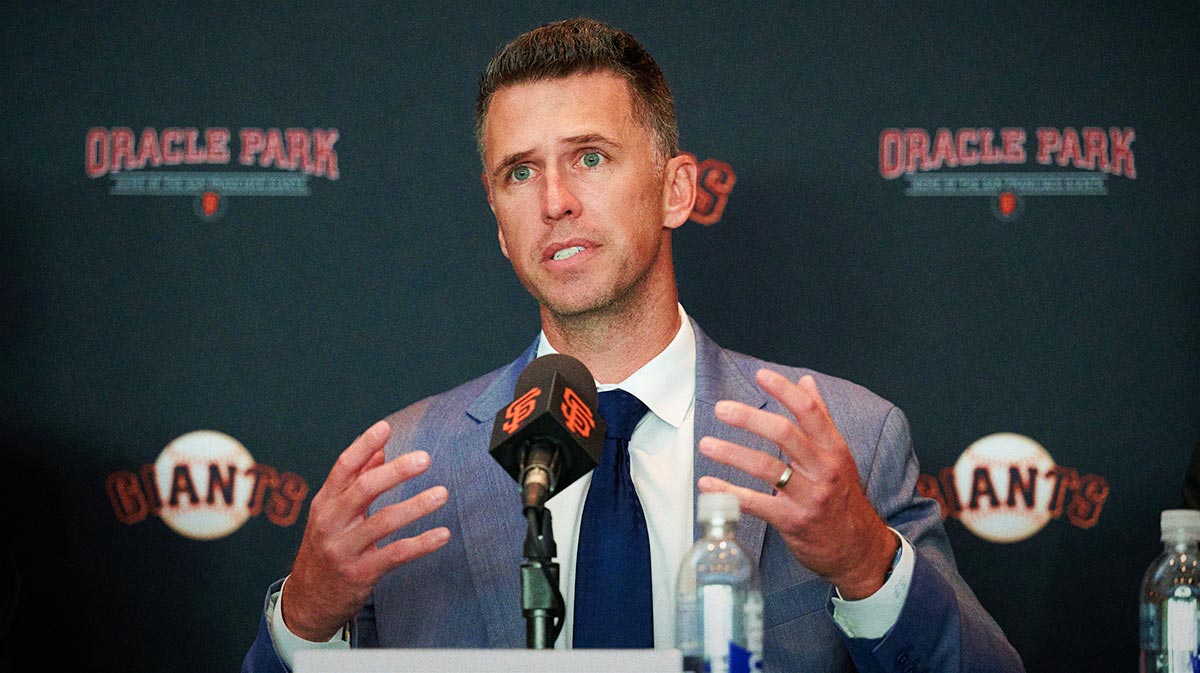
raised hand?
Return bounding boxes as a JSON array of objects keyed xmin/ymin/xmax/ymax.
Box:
[
  {"xmin": 698, "ymin": 369, "xmax": 898, "ymax": 599},
  {"xmin": 281, "ymin": 420, "xmax": 451, "ymax": 641}
]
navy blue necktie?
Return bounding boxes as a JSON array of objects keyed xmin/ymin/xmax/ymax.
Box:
[{"xmin": 573, "ymin": 389, "xmax": 654, "ymax": 648}]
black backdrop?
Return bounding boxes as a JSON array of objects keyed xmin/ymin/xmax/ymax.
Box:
[{"xmin": 2, "ymin": 3, "xmax": 1197, "ymax": 672}]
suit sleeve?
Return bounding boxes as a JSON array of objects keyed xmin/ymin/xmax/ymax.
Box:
[
  {"xmin": 351, "ymin": 589, "xmax": 378, "ymax": 647},
  {"xmin": 241, "ymin": 579, "xmax": 292, "ymax": 673},
  {"xmin": 839, "ymin": 406, "xmax": 1026, "ymax": 673}
]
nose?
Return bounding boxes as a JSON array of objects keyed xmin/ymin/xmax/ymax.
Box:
[{"xmin": 542, "ymin": 167, "xmax": 581, "ymax": 223}]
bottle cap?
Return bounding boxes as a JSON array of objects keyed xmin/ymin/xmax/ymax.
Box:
[
  {"xmin": 698, "ymin": 492, "xmax": 739, "ymax": 523},
  {"xmin": 1161, "ymin": 509, "xmax": 1200, "ymax": 542}
]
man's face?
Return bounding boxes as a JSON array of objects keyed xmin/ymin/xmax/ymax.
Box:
[{"xmin": 481, "ymin": 71, "xmax": 682, "ymax": 320}]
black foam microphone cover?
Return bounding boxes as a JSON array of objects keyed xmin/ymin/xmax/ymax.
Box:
[{"xmin": 489, "ymin": 354, "xmax": 605, "ymax": 508}]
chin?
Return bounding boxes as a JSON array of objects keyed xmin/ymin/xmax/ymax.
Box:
[
  {"xmin": 542, "ymin": 297, "xmax": 609, "ymax": 320},
  {"xmin": 541, "ymin": 287, "xmax": 639, "ymax": 323}
]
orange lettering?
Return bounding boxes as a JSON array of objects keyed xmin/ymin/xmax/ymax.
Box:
[
  {"xmin": 1066, "ymin": 474, "xmax": 1110, "ymax": 529},
  {"xmin": 503, "ymin": 387, "xmax": 541, "ymax": 434},
  {"xmin": 561, "ymin": 387, "xmax": 596, "ymax": 438},
  {"xmin": 684, "ymin": 153, "xmax": 737, "ymax": 225},
  {"xmin": 245, "ymin": 464, "xmax": 279, "ymax": 517},
  {"xmin": 266, "ymin": 471, "xmax": 309, "ymax": 527},
  {"xmin": 105, "ymin": 471, "xmax": 149, "ymax": 524}
]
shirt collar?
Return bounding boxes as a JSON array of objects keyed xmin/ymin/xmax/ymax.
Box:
[{"xmin": 535, "ymin": 304, "xmax": 696, "ymax": 429}]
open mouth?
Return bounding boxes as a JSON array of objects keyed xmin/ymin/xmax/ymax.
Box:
[{"xmin": 551, "ymin": 245, "xmax": 586, "ymax": 261}]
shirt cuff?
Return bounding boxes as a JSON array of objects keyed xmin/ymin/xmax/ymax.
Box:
[
  {"xmin": 268, "ymin": 576, "xmax": 349, "ymax": 669},
  {"xmin": 829, "ymin": 529, "xmax": 914, "ymax": 639}
]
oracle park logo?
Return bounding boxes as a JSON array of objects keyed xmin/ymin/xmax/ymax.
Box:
[
  {"xmin": 916, "ymin": 433, "xmax": 1110, "ymax": 543},
  {"xmin": 105, "ymin": 430, "xmax": 309, "ymax": 540},
  {"xmin": 879, "ymin": 126, "xmax": 1135, "ymax": 220},
  {"xmin": 85, "ymin": 126, "xmax": 339, "ymax": 221}
]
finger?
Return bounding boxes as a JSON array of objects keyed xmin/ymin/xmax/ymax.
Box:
[
  {"xmin": 755, "ymin": 369, "xmax": 838, "ymax": 447},
  {"xmin": 698, "ymin": 435, "xmax": 793, "ymax": 487},
  {"xmin": 351, "ymin": 485, "xmax": 450, "ymax": 552},
  {"xmin": 714, "ymin": 399, "xmax": 814, "ymax": 466},
  {"xmin": 798, "ymin": 374, "xmax": 833, "ymax": 416},
  {"xmin": 362, "ymin": 526, "xmax": 452, "ymax": 578},
  {"xmin": 363, "ymin": 449, "xmax": 385, "ymax": 472},
  {"xmin": 327, "ymin": 420, "xmax": 392, "ymax": 487},
  {"xmin": 697, "ymin": 476, "xmax": 781, "ymax": 527},
  {"xmin": 346, "ymin": 450, "xmax": 432, "ymax": 511}
]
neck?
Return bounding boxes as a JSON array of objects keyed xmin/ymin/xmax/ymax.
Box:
[{"xmin": 539, "ymin": 279, "xmax": 681, "ymax": 385}]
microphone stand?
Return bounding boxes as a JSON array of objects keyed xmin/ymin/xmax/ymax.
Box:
[{"xmin": 521, "ymin": 504, "xmax": 564, "ymax": 649}]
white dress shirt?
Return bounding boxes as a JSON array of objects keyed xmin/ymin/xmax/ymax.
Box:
[{"xmin": 538, "ymin": 304, "xmax": 698, "ymax": 649}]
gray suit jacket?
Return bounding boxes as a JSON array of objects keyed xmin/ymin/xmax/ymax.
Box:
[{"xmin": 244, "ymin": 320, "xmax": 1024, "ymax": 672}]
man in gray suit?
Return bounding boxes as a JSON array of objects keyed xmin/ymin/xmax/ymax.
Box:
[{"xmin": 244, "ymin": 17, "xmax": 1024, "ymax": 673}]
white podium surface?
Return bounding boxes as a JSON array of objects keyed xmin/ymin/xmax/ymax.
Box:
[{"xmin": 295, "ymin": 648, "xmax": 683, "ymax": 673}]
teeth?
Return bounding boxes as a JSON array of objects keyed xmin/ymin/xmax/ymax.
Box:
[{"xmin": 552, "ymin": 245, "xmax": 585, "ymax": 261}]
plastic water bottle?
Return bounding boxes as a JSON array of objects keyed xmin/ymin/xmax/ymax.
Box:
[
  {"xmin": 676, "ymin": 492, "xmax": 763, "ymax": 673},
  {"xmin": 1140, "ymin": 509, "xmax": 1200, "ymax": 673}
]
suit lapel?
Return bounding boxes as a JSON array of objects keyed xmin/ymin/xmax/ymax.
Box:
[
  {"xmin": 454, "ymin": 339, "xmax": 538, "ymax": 647},
  {"xmin": 691, "ymin": 321, "xmax": 779, "ymax": 563}
]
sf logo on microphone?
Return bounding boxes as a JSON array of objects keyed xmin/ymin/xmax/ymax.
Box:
[
  {"xmin": 502, "ymin": 387, "xmax": 541, "ymax": 434},
  {"xmin": 561, "ymin": 388, "xmax": 596, "ymax": 438}
]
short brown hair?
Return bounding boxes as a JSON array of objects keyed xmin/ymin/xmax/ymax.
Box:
[{"xmin": 475, "ymin": 17, "xmax": 679, "ymax": 163}]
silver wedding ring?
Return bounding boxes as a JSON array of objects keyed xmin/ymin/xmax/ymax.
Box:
[{"xmin": 774, "ymin": 464, "xmax": 794, "ymax": 490}]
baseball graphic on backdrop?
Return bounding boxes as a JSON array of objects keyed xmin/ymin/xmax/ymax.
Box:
[
  {"xmin": 953, "ymin": 432, "xmax": 1057, "ymax": 543},
  {"xmin": 154, "ymin": 430, "xmax": 256, "ymax": 540}
]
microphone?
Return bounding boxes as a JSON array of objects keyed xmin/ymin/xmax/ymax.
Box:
[{"xmin": 489, "ymin": 354, "xmax": 606, "ymax": 511}]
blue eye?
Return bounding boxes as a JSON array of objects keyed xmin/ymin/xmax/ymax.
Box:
[
  {"xmin": 581, "ymin": 151, "xmax": 603, "ymax": 168},
  {"xmin": 511, "ymin": 165, "xmax": 532, "ymax": 181}
]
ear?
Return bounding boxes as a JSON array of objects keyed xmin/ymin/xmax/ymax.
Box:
[
  {"xmin": 661, "ymin": 152, "xmax": 698, "ymax": 230},
  {"xmin": 497, "ymin": 224, "xmax": 510, "ymax": 259},
  {"xmin": 483, "ymin": 172, "xmax": 511, "ymax": 259},
  {"xmin": 481, "ymin": 170, "xmax": 495, "ymax": 213}
]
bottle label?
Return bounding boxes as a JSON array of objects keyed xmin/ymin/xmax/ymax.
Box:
[
  {"xmin": 1168, "ymin": 593, "xmax": 1198, "ymax": 652},
  {"xmin": 729, "ymin": 642, "xmax": 753, "ymax": 673},
  {"xmin": 702, "ymin": 585, "xmax": 734, "ymax": 673},
  {"xmin": 1167, "ymin": 590, "xmax": 1199, "ymax": 666},
  {"xmin": 694, "ymin": 586, "xmax": 764, "ymax": 673}
]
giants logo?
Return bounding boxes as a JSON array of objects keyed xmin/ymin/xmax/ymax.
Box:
[
  {"xmin": 503, "ymin": 387, "xmax": 541, "ymax": 435},
  {"xmin": 917, "ymin": 433, "xmax": 1109, "ymax": 543},
  {"xmin": 105, "ymin": 430, "xmax": 309, "ymax": 541},
  {"xmin": 560, "ymin": 387, "xmax": 596, "ymax": 438}
]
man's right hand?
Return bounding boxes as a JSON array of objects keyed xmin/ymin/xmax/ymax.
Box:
[{"xmin": 280, "ymin": 419, "xmax": 451, "ymax": 642}]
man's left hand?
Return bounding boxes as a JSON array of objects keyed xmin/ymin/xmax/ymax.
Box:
[{"xmin": 698, "ymin": 369, "xmax": 899, "ymax": 599}]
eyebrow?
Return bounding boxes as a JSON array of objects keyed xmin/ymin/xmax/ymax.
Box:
[
  {"xmin": 563, "ymin": 133, "xmax": 621, "ymax": 150},
  {"xmin": 492, "ymin": 150, "xmax": 534, "ymax": 181},
  {"xmin": 490, "ymin": 133, "xmax": 623, "ymax": 181}
]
